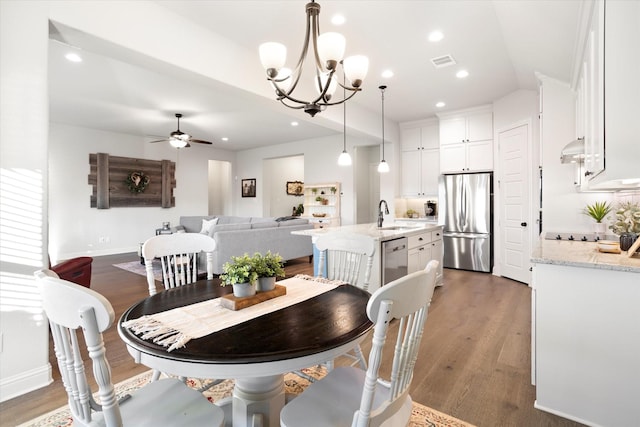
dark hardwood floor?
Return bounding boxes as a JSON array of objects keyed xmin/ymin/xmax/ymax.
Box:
[{"xmin": 0, "ymin": 253, "xmax": 584, "ymax": 427}]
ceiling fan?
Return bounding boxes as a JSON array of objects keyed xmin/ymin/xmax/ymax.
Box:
[{"xmin": 149, "ymin": 113, "xmax": 213, "ymax": 148}]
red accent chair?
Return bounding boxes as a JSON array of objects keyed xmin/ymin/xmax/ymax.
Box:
[{"xmin": 50, "ymin": 257, "xmax": 93, "ymax": 288}]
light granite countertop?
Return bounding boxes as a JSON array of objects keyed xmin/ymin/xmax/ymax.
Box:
[
  {"xmin": 531, "ymin": 239, "xmax": 640, "ymax": 273},
  {"xmin": 292, "ymin": 222, "xmax": 442, "ymax": 242}
]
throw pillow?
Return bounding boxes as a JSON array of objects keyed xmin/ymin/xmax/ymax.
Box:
[{"xmin": 200, "ymin": 218, "xmax": 219, "ymax": 234}]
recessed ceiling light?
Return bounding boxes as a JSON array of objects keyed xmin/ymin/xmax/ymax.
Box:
[
  {"xmin": 331, "ymin": 14, "xmax": 345, "ymax": 25},
  {"xmin": 381, "ymin": 70, "xmax": 394, "ymax": 79},
  {"xmin": 436, "ymin": 102, "xmax": 446, "ymax": 108},
  {"xmin": 221, "ymin": 137, "xmax": 229, "ymax": 142},
  {"xmin": 65, "ymin": 52, "xmax": 82, "ymax": 63},
  {"xmin": 428, "ymin": 31, "xmax": 444, "ymax": 42},
  {"xmin": 456, "ymin": 69, "xmax": 469, "ymax": 79},
  {"xmin": 291, "ymin": 121, "xmax": 299, "ymax": 127}
]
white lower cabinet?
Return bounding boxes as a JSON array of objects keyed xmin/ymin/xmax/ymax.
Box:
[
  {"xmin": 532, "ymin": 263, "xmax": 640, "ymax": 426},
  {"xmin": 407, "ymin": 229, "xmax": 443, "ymax": 285}
]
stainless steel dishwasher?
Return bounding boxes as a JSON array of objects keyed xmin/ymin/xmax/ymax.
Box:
[{"xmin": 381, "ymin": 237, "xmax": 408, "ymax": 285}]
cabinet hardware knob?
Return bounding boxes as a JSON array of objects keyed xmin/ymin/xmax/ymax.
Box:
[
  {"xmin": 521, "ymin": 222, "xmax": 527, "ymax": 227},
  {"xmin": 584, "ymin": 171, "xmax": 593, "ymax": 176}
]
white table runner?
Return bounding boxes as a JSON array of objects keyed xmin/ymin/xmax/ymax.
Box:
[{"xmin": 122, "ymin": 275, "xmax": 343, "ymax": 352}]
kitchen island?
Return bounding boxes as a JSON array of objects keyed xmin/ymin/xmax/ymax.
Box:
[
  {"xmin": 530, "ymin": 239, "xmax": 640, "ymax": 427},
  {"xmin": 292, "ymin": 222, "xmax": 443, "ymax": 293}
]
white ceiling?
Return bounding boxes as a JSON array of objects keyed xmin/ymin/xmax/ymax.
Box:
[{"xmin": 48, "ymin": 0, "xmax": 583, "ymax": 151}]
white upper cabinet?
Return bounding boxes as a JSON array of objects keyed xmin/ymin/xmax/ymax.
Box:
[
  {"xmin": 438, "ymin": 106, "xmax": 494, "ymax": 173},
  {"xmin": 575, "ymin": 0, "xmax": 640, "ymax": 190},
  {"xmin": 400, "ymin": 120, "xmax": 440, "ymax": 197},
  {"xmin": 580, "ymin": 0, "xmax": 605, "ymax": 180}
]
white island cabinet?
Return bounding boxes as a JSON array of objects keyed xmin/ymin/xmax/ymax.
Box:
[
  {"xmin": 292, "ymin": 223, "xmax": 443, "ymax": 294},
  {"xmin": 530, "ymin": 240, "xmax": 640, "ymax": 427}
]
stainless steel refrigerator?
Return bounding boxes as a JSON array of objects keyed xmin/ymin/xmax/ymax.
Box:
[{"xmin": 440, "ymin": 172, "xmax": 493, "ymax": 272}]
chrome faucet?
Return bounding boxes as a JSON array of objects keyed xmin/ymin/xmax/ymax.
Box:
[{"xmin": 378, "ymin": 199, "xmax": 389, "ymax": 228}]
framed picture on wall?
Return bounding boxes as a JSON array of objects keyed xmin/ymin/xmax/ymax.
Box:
[
  {"xmin": 286, "ymin": 181, "xmax": 304, "ymax": 196},
  {"xmin": 241, "ymin": 178, "xmax": 256, "ymax": 198}
]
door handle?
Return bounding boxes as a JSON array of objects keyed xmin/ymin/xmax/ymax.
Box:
[{"xmin": 521, "ymin": 222, "xmax": 527, "ymax": 227}]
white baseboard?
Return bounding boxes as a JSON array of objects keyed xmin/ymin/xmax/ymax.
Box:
[
  {"xmin": 0, "ymin": 363, "xmax": 52, "ymax": 403},
  {"xmin": 56, "ymin": 246, "xmax": 139, "ymax": 262}
]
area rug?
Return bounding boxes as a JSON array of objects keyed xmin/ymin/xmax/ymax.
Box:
[
  {"xmin": 19, "ymin": 368, "xmax": 475, "ymax": 427},
  {"xmin": 113, "ymin": 260, "xmax": 206, "ymax": 283}
]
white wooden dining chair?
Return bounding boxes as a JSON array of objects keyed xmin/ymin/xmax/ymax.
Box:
[
  {"xmin": 142, "ymin": 233, "xmax": 222, "ymax": 388},
  {"xmin": 281, "ymin": 260, "xmax": 439, "ymax": 427},
  {"xmin": 34, "ymin": 270, "xmax": 225, "ymax": 427},
  {"xmin": 142, "ymin": 233, "xmax": 215, "ymax": 296},
  {"xmin": 316, "ymin": 232, "xmax": 375, "ymax": 371}
]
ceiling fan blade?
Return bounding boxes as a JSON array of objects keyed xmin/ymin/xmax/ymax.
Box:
[
  {"xmin": 190, "ymin": 139, "xmax": 213, "ymax": 145},
  {"xmin": 148, "ymin": 139, "xmax": 169, "ymax": 143}
]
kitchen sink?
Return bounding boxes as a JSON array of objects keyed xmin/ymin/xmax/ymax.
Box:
[{"xmin": 378, "ymin": 225, "xmax": 416, "ymax": 231}]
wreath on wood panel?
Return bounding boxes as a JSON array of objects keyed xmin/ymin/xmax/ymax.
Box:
[{"xmin": 125, "ymin": 171, "xmax": 150, "ymax": 193}]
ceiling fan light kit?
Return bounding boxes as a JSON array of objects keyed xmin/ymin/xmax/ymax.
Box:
[
  {"xmin": 149, "ymin": 113, "xmax": 213, "ymax": 148},
  {"xmin": 259, "ymin": 0, "xmax": 369, "ymax": 117}
]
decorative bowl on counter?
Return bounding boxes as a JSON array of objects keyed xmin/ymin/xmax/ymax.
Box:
[
  {"xmin": 312, "ymin": 213, "xmax": 327, "ymax": 217},
  {"xmin": 597, "ymin": 240, "xmax": 620, "ymax": 253}
]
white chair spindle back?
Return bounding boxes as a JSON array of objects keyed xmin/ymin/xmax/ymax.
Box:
[
  {"xmin": 142, "ymin": 233, "xmax": 216, "ymax": 296},
  {"xmin": 315, "ymin": 232, "xmax": 375, "ymax": 291}
]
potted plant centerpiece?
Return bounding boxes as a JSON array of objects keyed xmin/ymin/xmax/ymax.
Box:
[
  {"xmin": 609, "ymin": 201, "xmax": 640, "ymax": 251},
  {"xmin": 220, "ymin": 253, "xmax": 258, "ymax": 298},
  {"xmin": 584, "ymin": 201, "xmax": 612, "ymax": 236},
  {"xmin": 253, "ymin": 251, "xmax": 285, "ymax": 292}
]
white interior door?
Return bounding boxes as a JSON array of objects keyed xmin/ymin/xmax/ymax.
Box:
[{"xmin": 499, "ymin": 123, "xmax": 531, "ymax": 284}]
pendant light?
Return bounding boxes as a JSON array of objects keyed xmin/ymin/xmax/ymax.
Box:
[
  {"xmin": 377, "ymin": 85, "xmax": 390, "ymax": 173},
  {"xmin": 338, "ymin": 75, "xmax": 352, "ymax": 166}
]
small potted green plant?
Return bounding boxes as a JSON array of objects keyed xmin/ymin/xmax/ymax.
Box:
[
  {"xmin": 311, "ymin": 188, "xmax": 318, "ymax": 195},
  {"xmin": 406, "ymin": 208, "xmax": 418, "ymax": 218},
  {"xmin": 253, "ymin": 251, "xmax": 285, "ymax": 292},
  {"xmin": 330, "ymin": 186, "xmax": 337, "ymax": 194},
  {"xmin": 584, "ymin": 201, "xmax": 612, "ymax": 235},
  {"xmin": 315, "ymin": 196, "xmax": 323, "ymax": 203},
  {"xmin": 220, "ymin": 253, "xmax": 258, "ymax": 297}
]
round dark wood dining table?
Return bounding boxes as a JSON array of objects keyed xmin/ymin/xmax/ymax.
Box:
[{"xmin": 118, "ymin": 278, "xmax": 372, "ymax": 427}]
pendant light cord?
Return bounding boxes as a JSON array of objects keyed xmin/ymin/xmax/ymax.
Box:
[
  {"xmin": 380, "ymin": 85, "xmax": 386, "ymax": 160},
  {"xmin": 343, "ymin": 75, "xmax": 347, "ymax": 152}
]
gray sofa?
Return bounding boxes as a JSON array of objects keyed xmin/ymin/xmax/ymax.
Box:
[{"xmin": 177, "ymin": 215, "xmax": 313, "ymax": 274}]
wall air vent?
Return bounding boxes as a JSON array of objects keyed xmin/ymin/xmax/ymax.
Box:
[{"xmin": 431, "ymin": 54, "xmax": 456, "ymax": 68}]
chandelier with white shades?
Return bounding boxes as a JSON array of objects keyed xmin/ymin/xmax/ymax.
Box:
[{"xmin": 258, "ymin": 0, "xmax": 369, "ymax": 117}]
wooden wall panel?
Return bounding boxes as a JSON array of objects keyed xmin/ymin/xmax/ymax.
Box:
[{"xmin": 88, "ymin": 153, "xmax": 176, "ymax": 209}]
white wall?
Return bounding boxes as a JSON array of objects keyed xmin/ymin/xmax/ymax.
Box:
[
  {"xmin": 0, "ymin": 0, "xmax": 51, "ymax": 402},
  {"xmin": 208, "ymin": 160, "xmax": 232, "ymax": 216},
  {"xmin": 49, "ymin": 123, "xmax": 235, "ymax": 262},
  {"xmin": 236, "ymin": 134, "xmax": 379, "ymax": 226},
  {"xmin": 264, "ymin": 155, "xmax": 304, "ymax": 218}
]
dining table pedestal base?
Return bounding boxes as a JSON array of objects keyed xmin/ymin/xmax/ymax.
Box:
[{"xmin": 219, "ymin": 374, "xmax": 285, "ymax": 427}]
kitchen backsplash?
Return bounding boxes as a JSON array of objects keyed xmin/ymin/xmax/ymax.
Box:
[
  {"xmin": 613, "ymin": 191, "xmax": 640, "ymax": 206},
  {"xmin": 394, "ymin": 197, "xmax": 439, "ymax": 219}
]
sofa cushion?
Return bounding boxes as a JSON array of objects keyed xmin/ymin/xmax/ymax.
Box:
[
  {"xmin": 216, "ymin": 216, "xmax": 251, "ymax": 225},
  {"xmin": 278, "ymin": 218, "xmax": 309, "ymax": 227},
  {"xmin": 251, "ymin": 221, "xmax": 279, "ymax": 229},
  {"xmin": 251, "ymin": 217, "xmax": 277, "ymax": 223},
  {"xmin": 180, "ymin": 216, "xmax": 218, "ymax": 233},
  {"xmin": 200, "ymin": 218, "xmax": 219, "ymax": 234},
  {"xmin": 208, "ymin": 222, "xmax": 251, "ymax": 237}
]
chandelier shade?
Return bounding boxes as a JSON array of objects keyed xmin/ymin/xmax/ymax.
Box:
[{"xmin": 259, "ymin": 0, "xmax": 368, "ymax": 117}]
